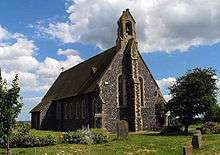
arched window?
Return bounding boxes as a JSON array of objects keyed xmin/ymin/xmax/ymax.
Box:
[
  {"xmin": 76, "ymin": 102, "xmax": 79, "ymax": 119},
  {"xmin": 64, "ymin": 103, "xmax": 68, "ymax": 119},
  {"xmin": 125, "ymin": 21, "xmax": 132, "ymax": 35},
  {"xmin": 82, "ymin": 99, "xmax": 86, "ymax": 119},
  {"xmin": 118, "ymin": 75, "xmax": 127, "ymax": 107},
  {"xmin": 139, "ymin": 77, "xmax": 144, "ymax": 107}
]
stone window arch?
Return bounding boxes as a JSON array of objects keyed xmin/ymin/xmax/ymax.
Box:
[
  {"xmin": 125, "ymin": 21, "xmax": 132, "ymax": 35},
  {"xmin": 139, "ymin": 76, "xmax": 145, "ymax": 107}
]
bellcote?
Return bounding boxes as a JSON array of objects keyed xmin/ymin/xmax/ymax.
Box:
[{"xmin": 117, "ymin": 9, "xmax": 136, "ymax": 43}]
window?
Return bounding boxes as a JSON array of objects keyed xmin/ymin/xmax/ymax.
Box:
[
  {"xmin": 76, "ymin": 102, "xmax": 79, "ymax": 119},
  {"xmin": 118, "ymin": 75, "xmax": 127, "ymax": 107},
  {"xmin": 139, "ymin": 77, "xmax": 144, "ymax": 107},
  {"xmin": 82, "ymin": 99, "xmax": 86, "ymax": 119},
  {"xmin": 64, "ymin": 103, "xmax": 68, "ymax": 119},
  {"xmin": 125, "ymin": 21, "xmax": 132, "ymax": 35}
]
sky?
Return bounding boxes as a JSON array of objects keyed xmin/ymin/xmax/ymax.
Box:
[{"xmin": 0, "ymin": 0, "xmax": 220, "ymax": 121}]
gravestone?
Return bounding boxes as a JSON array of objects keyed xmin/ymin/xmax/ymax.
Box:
[
  {"xmin": 117, "ymin": 120, "xmax": 128, "ymax": 139},
  {"xmin": 194, "ymin": 130, "xmax": 202, "ymax": 137},
  {"xmin": 183, "ymin": 145, "xmax": 192, "ymax": 155},
  {"xmin": 191, "ymin": 134, "xmax": 202, "ymax": 149},
  {"xmin": 192, "ymin": 129, "xmax": 202, "ymax": 149}
]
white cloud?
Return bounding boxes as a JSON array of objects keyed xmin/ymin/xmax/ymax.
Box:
[
  {"xmin": 41, "ymin": 0, "xmax": 220, "ymax": 52},
  {"xmin": 156, "ymin": 77, "xmax": 176, "ymax": 89},
  {"xmin": 39, "ymin": 23, "xmax": 75, "ymax": 43},
  {"xmin": 157, "ymin": 77, "xmax": 176, "ymax": 102},
  {"xmin": 164, "ymin": 94, "xmax": 172, "ymax": 102},
  {"xmin": 37, "ymin": 48, "xmax": 83, "ymax": 78},
  {"xmin": 57, "ymin": 48, "xmax": 79, "ymax": 56},
  {"xmin": 0, "ymin": 26, "xmax": 84, "ymax": 120},
  {"xmin": 0, "ymin": 25, "xmax": 10, "ymax": 40}
]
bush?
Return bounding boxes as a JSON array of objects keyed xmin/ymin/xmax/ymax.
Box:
[
  {"xmin": 13, "ymin": 123, "xmax": 30, "ymax": 136},
  {"xmin": 160, "ymin": 126, "xmax": 184, "ymax": 135},
  {"xmin": 63, "ymin": 128, "xmax": 109, "ymax": 144},
  {"xmin": 63, "ymin": 129, "xmax": 94, "ymax": 144},
  {"xmin": 0, "ymin": 134, "xmax": 57, "ymax": 148},
  {"xmin": 91, "ymin": 129, "xmax": 109, "ymax": 144},
  {"xmin": 201, "ymin": 122, "xmax": 220, "ymax": 134},
  {"xmin": 0, "ymin": 123, "xmax": 56, "ymax": 148}
]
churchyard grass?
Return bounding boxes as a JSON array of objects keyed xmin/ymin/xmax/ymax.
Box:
[{"xmin": 0, "ymin": 129, "xmax": 220, "ymax": 155}]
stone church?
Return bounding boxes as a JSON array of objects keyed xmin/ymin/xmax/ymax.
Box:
[{"xmin": 31, "ymin": 9, "xmax": 165, "ymax": 132}]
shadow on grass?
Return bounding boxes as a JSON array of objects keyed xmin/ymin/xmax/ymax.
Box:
[{"xmin": 139, "ymin": 132, "xmax": 193, "ymax": 137}]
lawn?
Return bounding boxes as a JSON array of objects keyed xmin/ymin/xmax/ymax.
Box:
[{"xmin": 1, "ymin": 128, "xmax": 220, "ymax": 155}]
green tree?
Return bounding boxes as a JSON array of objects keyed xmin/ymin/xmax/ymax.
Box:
[
  {"xmin": 0, "ymin": 72, "xmax": 22, "ymax": 155},
  {"xmin": 167, "ymin": 68, "xmax": 218, "ymax": 133},
  {"xmin": 209, "ymin": 103, "xmax": 220, "ymax": 122}
]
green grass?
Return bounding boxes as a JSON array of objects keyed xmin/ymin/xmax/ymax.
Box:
[{"xmin": 1, "ymin": 129, "xmax": 220, "ymax": 155}]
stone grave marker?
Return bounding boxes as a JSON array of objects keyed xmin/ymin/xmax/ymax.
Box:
[
  {"xmin": 192, "ymin": 134, "xmax": 202, "ymax": 149},
  {"xmin": 183, "ymin": 145, "xmax": 193, "ymax": 155},
  {"xmin": 117, "ymin": 120, "xmax": 128, "ymax": 139},
  {"xmin": 191, "ymin": 129, "xmax": 202, "ymax": 149}
]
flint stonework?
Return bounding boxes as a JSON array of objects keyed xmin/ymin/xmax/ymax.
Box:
[{"xmin": 30, "ymin": 9, "xmax": 165, "ymax": 132}]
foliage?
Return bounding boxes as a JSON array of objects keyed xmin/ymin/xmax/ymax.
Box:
[
  {"xmin": 63, "ymin": 128, "xmax": 109, "ymax": 144},
  {"xmin": 0, "ymin": 123, "xmax": 56, "ymax": 148},
  {"xmin": 3, "ymin": 130, "xmax": 220, "ymax": 155},
  {"xmin": 0, "ymin": 135, "xmax": 57, "ymax": 148},
  {"xmin": 0, "ymin": 73, "xmax": 23, "ymax": 153},
  {"xmin": 167, "ymin": 68, "xmax": 218, "ymax": 133},
  {"xmin": 91, "ymin": 128, "xmax": 109, "ymax": 144},
  {"xmin": 155, "ymin": 101, "xmax": 166, "ymax": 130},
  {"xmin": 208, "ymin": 103, "xmax": 220, "ymax": 122},
  {"xmin": 160, "ymin": 126, "xmax": 184, "ymax": 135},
  {"xmin": 201, "ymin": 122, "xmax": 220, "ymax": 134}
]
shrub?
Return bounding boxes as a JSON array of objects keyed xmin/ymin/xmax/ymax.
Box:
[
  {"xmin": 201, "ymin": 122, "xmax": 220, "ymax": 134},
  {"xmin": 160, "ymin": 126, "xmax": 184, "ymax": 135},
  {"xmin": 0, "ymin": 123, "xmax": 56, "ymax": 148},
  {"xmin": 13, "ymin": 123, "xmax": 30, "ymax": 137},
  {"xmin": 0, "ymin": 134, "xmax": 57, "ymax": 148},
  {"xmin": 63, "ymin": 128, "xmax": 110, "ymax": 144},
  {"xmin": 91, "ymin": 129, "xmax": 109, "ymax": 144},
  {"xmin": 63, "ymin": 129, "xmax": 94, "ymax": 144}
]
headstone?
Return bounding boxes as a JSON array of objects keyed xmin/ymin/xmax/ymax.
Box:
[
  {"xmin": 191, "ymin": 134, "xmax": 202, "ymax": 149},
  {"xmin": 183, "ymin": 145, "xmax": 193, "ymax": 155},
  {"xmin": 194, "ymin": 130, "xmax": 202, "ymax": 137},
  {"xmin": 117, "ymin": 120, "xmax": 128, "ymax": 139}
]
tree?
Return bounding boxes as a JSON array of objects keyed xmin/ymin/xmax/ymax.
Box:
[
  {"xmin": 0, "ymin": 72, "xmax": 22, "ymax": 155},
  {"xmin": 167, "ymin": 68, "xmax": 218, "ymax": 133},
  {"xmin": 209, "ymin": 103, "xmax": 220, "ymax": 122}
]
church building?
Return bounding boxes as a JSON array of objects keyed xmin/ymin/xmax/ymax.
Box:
[{"xmin": 31, "ymin": 9, "xmax": 165, "ymax": 132}]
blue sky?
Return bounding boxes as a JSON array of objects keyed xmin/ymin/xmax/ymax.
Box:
[{"xmin": 0, "ymin": 0, "xmax": 220, "ymax": 121}]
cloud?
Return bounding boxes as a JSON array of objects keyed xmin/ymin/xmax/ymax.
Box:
[
  {"xmin": 57, "ymin": 48, "xmax": 79, "ymax": 56},
  {"xmin": 157, "ymin": 77, "xmax": 176, "ymax": 101},
  {"xmin": 39, "ymin": 23, "xmax": 75, "ymax": 43},
  {"xmin": 40, "ymin": 0, "xmax": 220, "ymax": 53},
  {"xmin": 37, "ymin": 49, "xmax": 83, "ymax": 78},
  {"xmin": 0, "ymin": 25, "xmax": 10, "ymax": 40},
  {"xmin": 0, "ymin": 25, "xmax": 84, "ymax": 120},
  {"xmin": 163, "ymin": 95, "xmax": 172, "ymax": 102},
  {"xmin": 157, "ymin": 77, "xmax": 176, "ymax": 90}
]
